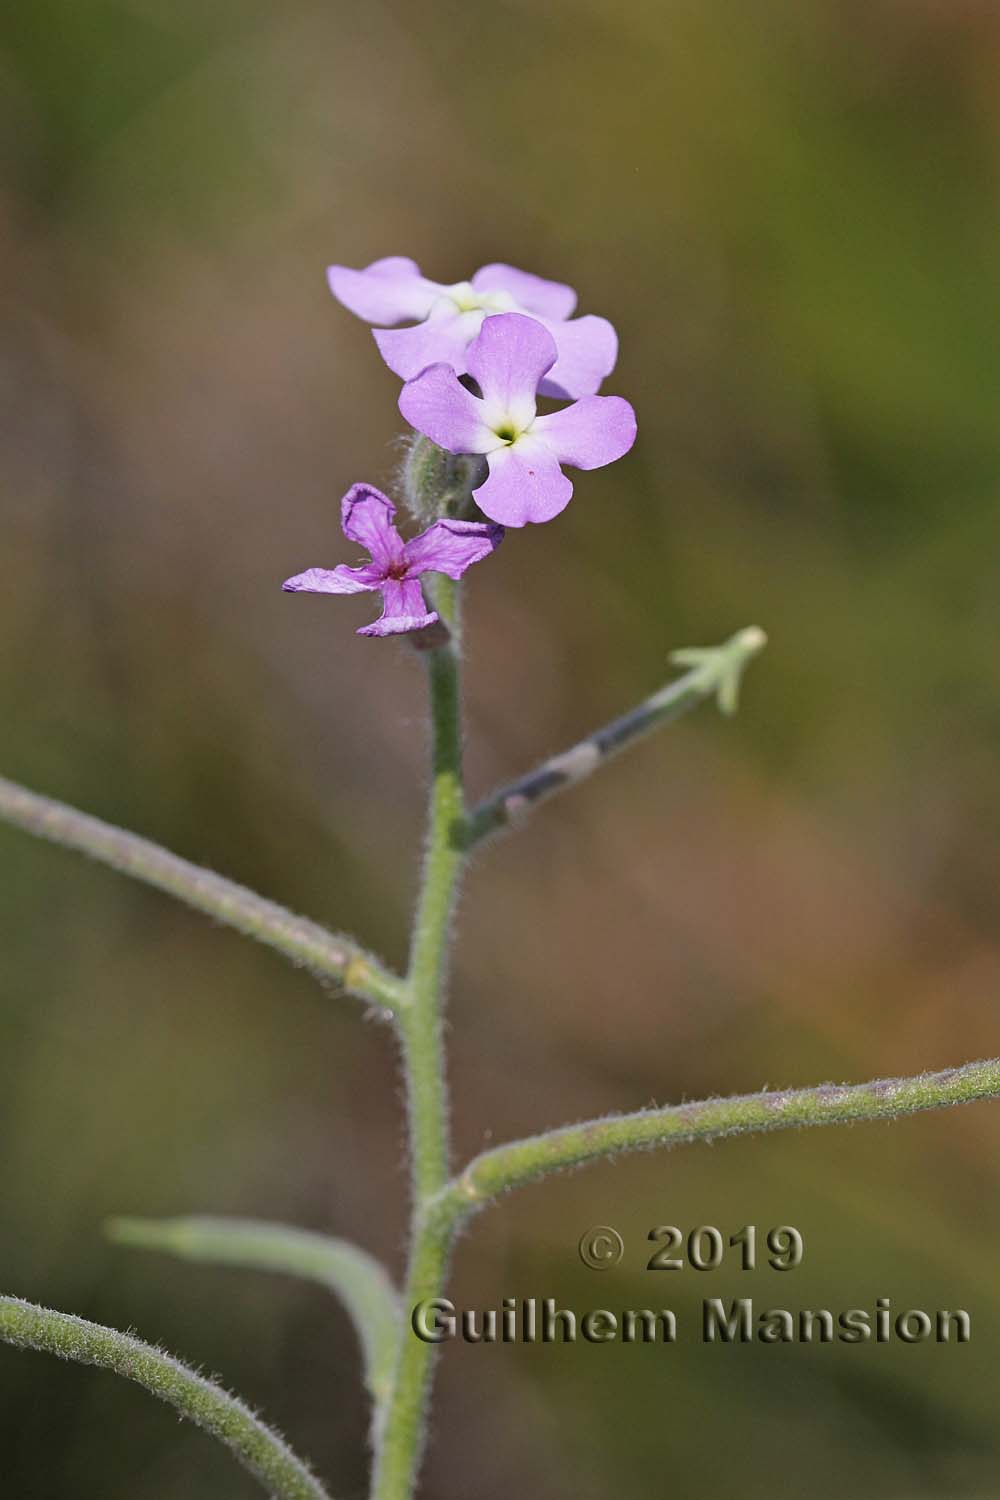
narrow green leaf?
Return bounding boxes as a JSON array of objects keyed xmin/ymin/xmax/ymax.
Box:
[
  {"xmin": 108, "ymin": 1216, "xmax": 400, "ymax": 1407},
  {"xmin": 0, "ymin": 1294, "xmax": 332, "ymax": 1500},
  {"xmin": 0, "ymin": 773, "xmax": 405, "ymax": 1012}
]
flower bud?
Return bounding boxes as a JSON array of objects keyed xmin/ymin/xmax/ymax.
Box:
[{"xmin": 401, "ymin": 434, "xmax": 486, "ymax": 524}]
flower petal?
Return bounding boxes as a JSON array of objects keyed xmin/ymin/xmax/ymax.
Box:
[
  {"xmin": 465, "ymin": 313, "xmax": 557, "ymax": 416},
  {"xmin": 358, "ymin": 577, "xmax": 438, "ymax": 637},
  {"xmin": 326, "ymin": 257, "xmax": 441, "ymax": 326},
  {"xmin": 538, "ymin": 315, "xmax": 619, "ymax": 399},
  {"xmin": 374, "ymin": 306, "xmax": 482, "ymax": 381},
  {"xmin": 398, "ymin": 365, "xmax": 498, "ymax": 455},
  {"xmin": 340, "ymin": 483, "xmax": 404, "ymax": 568},
  {"xmin": 282, "ymin": 563, "xmax": 383, "ymax": 595},
  {"xmin": 403, "ymin": 519, "xmax": 504, "ymax": 579},
  {"xmin": 471, "ymin": 263, "xmax": 577, "ymax": 320},
  {"xmin": 473, "ymin": 437, "xmax": 573, "ymax": 527},
  {"xmin": 532, "ymin": 395, "xmax": 637, "ymax": 470}
]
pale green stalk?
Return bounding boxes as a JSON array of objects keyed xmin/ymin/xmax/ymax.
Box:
[
  {"xmin": 399, "ymin": 576, "xmax": 464, "ymax": 1205},
  {"xmin": 0, "ymin": 1294, "xmax": 331, "ymax": 1500},
  {"xmin": 371, "ymin": 574, "xmax": 466, "ymax": 1500}
]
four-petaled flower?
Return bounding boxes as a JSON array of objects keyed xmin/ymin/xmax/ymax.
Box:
[
  {"xmin": 327, "ymin": 257, "xmax": 617, "ymax": 399},
  {"xmin": 283, "ymin": 483, "xmax": 503, "ymax": 637},
  {"xmin": 397, "ymin": 313, "xmax": 637, "ymax": 527}
]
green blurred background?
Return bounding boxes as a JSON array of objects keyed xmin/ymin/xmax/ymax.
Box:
[{"xmin": 3, "ymin": 0, "xmax": 1000, "ymax": 1493}]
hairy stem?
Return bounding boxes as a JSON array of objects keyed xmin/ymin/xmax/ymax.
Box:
[
  {"xmin": 0, "ymin": 1294, "xmax": 332, "ymax": 1500},
  {"xmin": 465, "ymin": 626, "xmax": 766, "ymax": 845},
  {"xmin": 371, "ymin": 575, "xmax": 466, "ymax": 1499},
  {"xmin": 432, "ymin": 1056, "xmax": 1000, "ymax": 1216},
  {"xmin": 400, "ymin": 582, "xmax": 463, "ymax": 1204},
  {"xmin": 368, "ymin": 1210, "xmax": 455, "ymax": 1486},
  {"xmin": 0, "ymin": 773, "xmax": 403, "ymax": 1012},
  {"xmin": 107, "ymin": 1215, "xmax": 400, "ymax": 1410}
]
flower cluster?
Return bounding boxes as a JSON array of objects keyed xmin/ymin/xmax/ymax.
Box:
[{"xmin": 284, "ymin": 256, "xmax": 637, "ymax": 635}]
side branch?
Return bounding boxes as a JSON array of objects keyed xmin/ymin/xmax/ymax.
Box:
[
  {"xmin": 0, "ymin": 1294, "xmax": 333, "ymax": 1500},
  {"xmin": 0, "ymin": 774, "xmax": 403, "ymax": 1012},
  {"xmin": 438, "ymin": 1057, "xmax": 1000, "ymax": 1215},
  {"xmin": 464, "ymin": 626, "xmax": 766, "ymax": 844}
]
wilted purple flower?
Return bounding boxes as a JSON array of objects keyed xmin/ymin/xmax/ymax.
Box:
[
  {"xmin": 397, "ymin": 314, "xmax": 637, "ymax": 528},
  {"xmin": 283, "ymin": 483, "xmax": 503, "ymax": 637},
  {"xmin": 327, "ymin": 256, "xmax": 617, "ymax": 399}
]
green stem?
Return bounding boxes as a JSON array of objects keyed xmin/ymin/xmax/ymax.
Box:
[
  {"xmin": 0, "ymin": 773, "xmax": 404, "ymax": 1012},
  {"xmin": 0, "ymin": 1294, "xmax": 332, "ymax": 1500},
  {"xmin": 401, "ymin": 587, "xmax": 464, "ymax": 1203},
  {"xmin": 368, "ymin": 1209, "xmax": 456, "ymax": 1483},
  {"xmin": 371, "ymin": 576, "xmax": 466, "ymax": 1499},
  {"xmin": 431, "ymin": 1056, "xmax": 1000, "ymax": 1218}
]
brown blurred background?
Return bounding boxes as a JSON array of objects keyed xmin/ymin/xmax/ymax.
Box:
[{"xmin": 3, "ymin": 0, "xmax": 1000, "ymax": 1494}]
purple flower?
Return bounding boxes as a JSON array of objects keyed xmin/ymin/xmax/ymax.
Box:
[
  {"xmin": 327, "ymin": 256, "xmax": 617, "ymax": 399},
  {"xmin": 283, "ymin": 483, "xmax": 503, "ymax": 637},
  {"xmin": 397, "ymin": 313, "xmax": 637, "ymax": 528}
]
